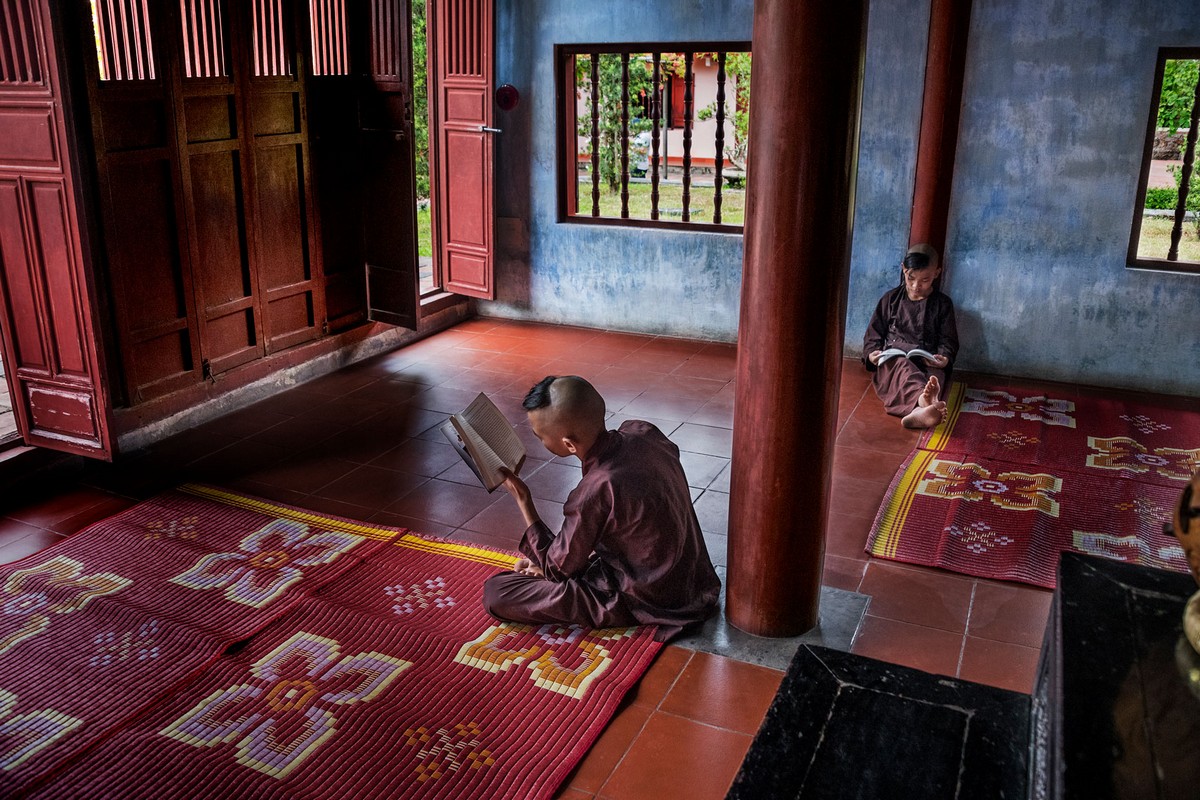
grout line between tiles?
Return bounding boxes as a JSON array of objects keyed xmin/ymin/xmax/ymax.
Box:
[{"xmin": 956, "ymin": 582, "xmax": 978, "ymax": 678}]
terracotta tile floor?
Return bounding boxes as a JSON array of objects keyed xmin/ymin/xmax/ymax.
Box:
[{"xmin": 0, "ymin": 316, "xmax": 1121, "ymax": 798}]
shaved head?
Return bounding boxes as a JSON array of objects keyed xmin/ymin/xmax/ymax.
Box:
[{"xmin": 523, "ymin": 376, "xmax": 606, "ymax": 458}]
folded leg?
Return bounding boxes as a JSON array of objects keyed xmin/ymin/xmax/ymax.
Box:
[{"xmin": 482, "ymin": 571, "xmax": 636, "ymax": 629}]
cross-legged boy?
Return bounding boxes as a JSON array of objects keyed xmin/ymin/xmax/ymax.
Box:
[{"xmin": 863, "ymin": 243, "xmax": 959, "ymax": 429}]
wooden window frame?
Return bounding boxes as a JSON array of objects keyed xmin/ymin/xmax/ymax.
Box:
[
  {"xmin": 1128, "ymin": 47, "xmax": 1200, "ymax": 275},
  {"xmin": 555, "ymin": 41, "xmax": 749, "ymax": 235}
]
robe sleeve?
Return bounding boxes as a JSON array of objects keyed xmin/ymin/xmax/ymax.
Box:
[
  {"xmin": 518, "ymin": 479, "xmax": 611, "ymax": 582},
  {"xmin": 935, "ymin": 295, "xmax": 960, "ymax": 364},
  {"xmin": 862, "ymin": 292, "xmax": 891, "ymax": 372}
]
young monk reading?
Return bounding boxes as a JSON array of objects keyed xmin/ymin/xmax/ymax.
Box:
[
  {"xmin": 482, "ymin": 375, "xmax": 721, "ymax": 641},
  {"xmin": 863, "ymin": 243, "xmax": 960, "ymax": 429}
]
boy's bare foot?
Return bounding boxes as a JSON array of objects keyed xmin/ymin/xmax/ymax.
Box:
[
  {"xmin": 902, "ymin": 400, "xmax": 947, "ymax": 429},
  {"xmin": 916, "ymin": 376, "xmax": 941, "ymax": 408},
  {"xmin": 513, "ymin": 557, "xmax": 544, "ymax": 577}
]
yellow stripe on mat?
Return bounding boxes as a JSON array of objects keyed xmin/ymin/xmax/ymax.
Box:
[
  {"xmin": 390, "ymin": 536, "xmax": 517, "ymax": 568},
  {"xmin": 922, "ymin": 380, "xmax": 966, "ymax": 452},
  {"xmin": 180, "ymin": 484, "xmax": 517, "ymax": 567},
  {"xmin": 870, "ymin": 449, "xmax": 938, "ymax": 559},
  {"xmin": 180, "ymin": 484, "xmax": 400, "ymax": 540}
]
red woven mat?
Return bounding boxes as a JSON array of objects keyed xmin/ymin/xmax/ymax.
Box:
[
  {"xmin": 919, "ymin": 382, "xmax": 1200, "ymax": 488},
  {"xmin": 868, "ymin": 382, "xmax": 1199, "ymax": 587},
  {"xmin": 2, "ymin": 485, "xmax": 660, "ymax": 799}
]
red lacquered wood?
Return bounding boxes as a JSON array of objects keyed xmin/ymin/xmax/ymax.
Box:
[
  {"xmin": 909, "ymin": 0, "xmax": 972, "ymax": 258},
  {"xmin": 0, "ymin": 0, "xmax": 115, "ymax": 458},
  {"xmin": 727, "ymin": 0, "xmax": 868, "ymax": 637}
]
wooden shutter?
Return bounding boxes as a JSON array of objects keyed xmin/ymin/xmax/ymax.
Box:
[
  {"xmin": 242, "ymin": 0, "xmax": 326, "ymax": 354},
  {"xmin": 431, "ymin": 0, "xmax": 493, "ymax": 298},
  {"xmin": 85, "ymin": 0, "xmax": 201, "ymax": 404},
  {"xmin": 362, "ymin": 0, "xmax": 418, "ymax": 328},
  {"xmin": 0, "ymin": 0, "xmax": 115, "ymax": 458}
]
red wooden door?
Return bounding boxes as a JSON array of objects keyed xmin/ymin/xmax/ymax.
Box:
[
  {"xmin": 84, "ymin": 0, "xmax": 327, "ymax": 394},
  {"xmin": 83, "ymin": 0, "xmax": 201, "ymax": 404},
  {"xmin": 240, "ymin": 0, "xmax": 326, "ymax": 355},
  {"xmin": 0, "ymin": 0, "xmax": 115, "ymax": 458},
  {"xmin": 362, "ymin": 0, "xmax": 418, "ymax": 328},
  {"xmin": 431, "ymin": 0, "xmax": 493, "ymax": 298}
]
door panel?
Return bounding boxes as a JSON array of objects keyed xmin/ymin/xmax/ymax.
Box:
[
  {"xmin": 104, "ymin": 155, "xmax": 193, "ymax": 396},
  {"xmin": 362, "ymin": 0, "xmax": 418, "ymax": 329},
  {"xmin": 30, "ymin": 181, "xmax": 88, "ymax": 376},
  {"xmin": 445, "ymin": 128, "xmax": 485, "ymax": 243},
  {"xmin": 308, "ymin": 79, "xmax": 365, "ymax": 330},
  {"xmin": 0, "ymin": 180, "xmax": 50, "ymax": 372},
  {"xmin": 244, "ymin": 0, "xmax": 324, "ymax": 353},
  {"xmin": 0, "ymin": 109, "xmax": 58, "ymax": 166},
  {"xmin": 84, "ymin": 0, "xmax": 201, "ymax": 403},
  {"xmin": 0, "ymin": 0, "xmax": 114, "ymax": 458},
  {"xmin": 432, "ymin": 0, "xmax": 492, "ymax": 299}
]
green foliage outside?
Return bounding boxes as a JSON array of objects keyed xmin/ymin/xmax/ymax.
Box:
[
  {"xmin": 575, "ymin": 54, "xmax": 655, "ymax": 191},
  {"xmin": 1137, "ymin": 167, "xmax": 1200, "ymax": 262},
  {"xmin": 1144, "ymin": 186, "xmax": 1179, "ymax": 210},
  {"xmin": 695, "ymin": 52, "xmax": 751, "ymax": 174},
  {"xmin": 578, "ymin": 180, "xmax": 745, "ymax": 225},
  {"xmin": 411, "ymin": 0, "xmax": 430, "ymax": 200},
  {"xmin": 1136, "ymin": 216, "xmax": 1200, "ymax": 262},
  {"xmin": 417, "ymin": 204, "xmax": 432, "ymax": 257},
  {"xmin": 1169, "ymin": 164, "xmax": 1200, "ymax": 238},
  {"xmin": 1157, "ymin": 59, "xmax": 1199, "ymax": 134}
]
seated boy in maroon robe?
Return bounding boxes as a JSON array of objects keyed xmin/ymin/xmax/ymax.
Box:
[
  {"xmin": 863, "ymin": 243, "xmax": 959, "ymax": 428},
  {"xmin": 482, "ymin": 375, "xmax": 721, "ymax": 641}
]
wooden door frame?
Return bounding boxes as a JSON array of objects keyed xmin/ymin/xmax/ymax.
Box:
[
  {"xmin": 0, "ymin": 0, "xmax": 116, "ymax": 458},
  {"xmin": 429, "ymin": 0, "xmax": 494, "ymax": 299}
]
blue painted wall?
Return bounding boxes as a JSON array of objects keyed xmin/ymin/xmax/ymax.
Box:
[
  {"xmin": 486, "ymin": 0, "xmax": 1200, "ymax": 397},
  {"xmin": 485, "ymin": 0, "xmax": 752, "ymax": 339}
]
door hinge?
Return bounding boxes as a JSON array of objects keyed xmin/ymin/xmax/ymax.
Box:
[
  {"xmin": 201, "ymin": 359, "xmax": 216, "ymax": 384},
  {"xmin": 321, "ymin": 319, "xmax": 330, "ymax": 335}
]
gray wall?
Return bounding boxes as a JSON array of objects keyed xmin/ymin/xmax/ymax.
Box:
[
  {"xmin": 487, "ymin": 0, "xmax": 1200, "ymax": 397},
  {"xmin": 485, "ymin": 0, "xmax": 752, "ymax": 339}
]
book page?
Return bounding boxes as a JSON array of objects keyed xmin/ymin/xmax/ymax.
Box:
[
  {"xmin": 440, "ymin": 420, "xmax": 484, "ymax": 485},
  {"xmin": 452, "ymin": 393, "xmax": 527, "ymax": 490}
]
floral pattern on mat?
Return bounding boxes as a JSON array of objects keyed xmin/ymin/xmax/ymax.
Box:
[
  {"xmin": 170, "ymin": 519, "xmax": 364, "ymax": 608},
  {"xmin": 162, "ymin": 630, "xmax": 413, "ymax": 779},
  {"xmin": 0, "ymin": 557, "xmax": 130, "ymax": 657},
  {"xmin": 870, "ymin": 383, "xmax": 1199, "ymax": 587}
]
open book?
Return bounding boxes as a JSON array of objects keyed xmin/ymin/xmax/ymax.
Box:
[
  {"xmin": 876, "ymin": 347, "xmax": 939, "ymax": 365},
  {"xmin": 440, "ymin": 392, "xmax": 527, "ymax": 493}
]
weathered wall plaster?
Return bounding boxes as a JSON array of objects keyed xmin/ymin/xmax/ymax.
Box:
[
  {"xmin": 485, "ymin": 0, "xmax": 751, "ymax": 340},
  {"xmin": 488, "ymin": 0, "xmax": 1200, "ymax": 396}
]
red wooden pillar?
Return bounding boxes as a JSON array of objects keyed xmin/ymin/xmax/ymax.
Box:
[
  {"xmin": 726, "ymin": 0, "xmax": 868, "ymax": 636},
  {"xmin": 909, "ymin": 0, "xmax": 973, "ymax": 254}
]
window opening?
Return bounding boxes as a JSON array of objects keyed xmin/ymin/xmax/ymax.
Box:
[
  {"xmin": 251, "ymin": 0, "xmax": 292, "ymax": 77},
  {"xmin": 1130, "ymin": 49, "xmax": 1200, "ymax": 273},
  {"xmin": 179, "ymin": 0, "xmax": 227, "ymax": 78},
  {"xmin": 89, "ymin": 0, "xmax": 156, "ymax": 81},
  {"xmin": 1, "ymin": 0, "xmax": 41, "ymax": 84},
  {"xmin": 559, "ymin": 43, "xmax": 751, "ymax": 232},
  {"xmin": 309, "ymin": 0, "xmax": 347, "ymax": 76},
  {"xmin": 412, "ymin": 0, "xmax": 435, "ymax": 294}
]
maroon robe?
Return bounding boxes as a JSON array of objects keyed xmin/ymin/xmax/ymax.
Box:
[
  {"xmin": 862, "ymin": 285, "xmax": 959, "ymax": 416},
  {"xmin": 482, "ymin": 421, "xmax": 721, "ymax": 641}
]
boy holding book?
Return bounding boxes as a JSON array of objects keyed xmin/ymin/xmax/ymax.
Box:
[
  {"xmin": 482, "ymin": 375, "xmax": 720, "ymax": 641},
  {"xmin": 863, "ymin": 243, "xmax": 960, "ymax": 429}
]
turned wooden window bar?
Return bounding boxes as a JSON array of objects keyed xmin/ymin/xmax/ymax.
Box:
[
  {"xmin": 557, "ymin": 42, "xmax": 750, "ymax": 233},
  {"xmin": 1129, "ymin": 48, "xmax": 1200, "ymax": 275}
]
